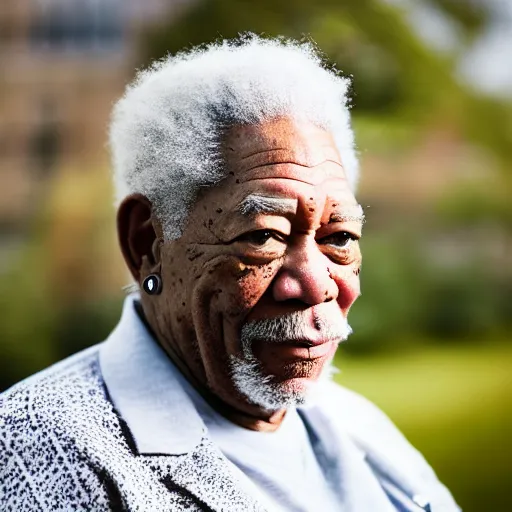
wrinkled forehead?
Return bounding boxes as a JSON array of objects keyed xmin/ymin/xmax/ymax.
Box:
[
  {"xmin": 201, "ymin": 118, "xmax": 360, "ymax": 222},
  {"xmin": 222, "ymin": 118, "xmax": 345, "ymax": 183}
]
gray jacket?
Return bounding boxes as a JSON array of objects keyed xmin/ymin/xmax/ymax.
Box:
[{"xmin": 0, "ymin": 296, "xmax": 460, "ymax": 511}]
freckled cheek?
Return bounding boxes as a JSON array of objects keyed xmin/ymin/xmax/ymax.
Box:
[
  {"xmin": 330, "ymin": 265, "xmax": 361, "ymax": 310},
  {"xmin": 190, "ymin": 257, "xmax": 280, "ymax": 321},
  {"xmin": 160, "ymin": 262, "xmax": 189, "ymax": 319},
  {"xmin": 235, "ymin": 267, "xmax": 276, "ymax": 310}
]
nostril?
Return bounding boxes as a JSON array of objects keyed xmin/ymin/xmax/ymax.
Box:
[{"xmin": 323, "ymin": 289, "xmax": 334, "ymax": 303}]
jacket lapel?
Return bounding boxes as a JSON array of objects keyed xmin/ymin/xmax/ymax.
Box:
[{"xmin": 145, "ymin": 438, "xmax": 267, "ymax": 512}]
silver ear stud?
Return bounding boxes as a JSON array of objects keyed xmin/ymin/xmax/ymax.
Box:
[{"xmin": 142, "ymin": 274, "xmax": 162, "ymax": 295}]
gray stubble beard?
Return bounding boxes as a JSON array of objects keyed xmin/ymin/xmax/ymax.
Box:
[{"xmin": 229, "ymin": 304, "xmax": 352, "ymax": 412}]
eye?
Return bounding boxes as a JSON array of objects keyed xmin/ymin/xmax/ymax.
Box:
[
  {"xmin": 235, "ymin": 230, "xmax": 286, "ymax": 246},
  {"xmin": 318, "ymin": 231, "xmax": 359, "ymax": 248}
]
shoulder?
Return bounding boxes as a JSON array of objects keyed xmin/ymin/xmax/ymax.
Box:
[
  {"xmin": 0, "ymin": 346, "xmax": 117, "ymax": 510},
  {"xmin": 318, "ymin": 381, "xmax": 433, "ymax": 471},
  {"xmin": 1, "ymin": 344, "xmax": 105, "ymax": 427},
  {"xmin": 316, "ymin": 381, "xmax": 461, "ymax": 511},
  {"xmin": 1, "ymin": 345, "xmax": 111, "ymax": 440}
]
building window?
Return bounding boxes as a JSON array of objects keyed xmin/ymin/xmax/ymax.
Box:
[{"xmin": 30, "ymin": 0, "xmax": 124, "ymax": 53}]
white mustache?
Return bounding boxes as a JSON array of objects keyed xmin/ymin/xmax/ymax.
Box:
[{"xmin": 240, "ymin": 303, "xmax": 352, "ymax": 348}]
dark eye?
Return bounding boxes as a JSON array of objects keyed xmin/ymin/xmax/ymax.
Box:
[
  {"xmin": 236, "ymin": 230, "xmax": 285, "ymax": 246},
  {"xmin": 319, "ymin": 231, "xmax": 358, "ymax": 248}
]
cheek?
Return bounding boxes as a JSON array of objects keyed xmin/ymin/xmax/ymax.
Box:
[
  {"xmin": 330, "ymin": 264, "xmax": 361, "ymax": 311},
  {"xmin": 190, "ymin": 254, "xmax": 280, "ymax": 323},
  {"xmin": 235, "ymin": 262, "xmax": 279, "ymax": 311}
]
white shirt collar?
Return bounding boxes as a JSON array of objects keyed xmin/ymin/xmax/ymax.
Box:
[{"xmin": 99, "ymin": 294, "xmax": 206, "ymax": 455}]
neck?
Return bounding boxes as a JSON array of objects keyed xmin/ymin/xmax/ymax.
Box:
[{"xmin": 135, "ymin": 301, "xmax": 287, "ymax": 432}]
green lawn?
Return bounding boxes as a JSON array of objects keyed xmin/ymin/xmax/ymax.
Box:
[{"xmin": 333, "ymin": 342, "xmax": 512, "ymax": 512}]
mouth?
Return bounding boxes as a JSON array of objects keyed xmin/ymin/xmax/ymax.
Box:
[
  {"xmin": 264, "ymin": 337, "xmax": 339, "ymax": 360},
  {"xmin": 285, "ymin": 338, "xmax": 332, "ymax": 348}
]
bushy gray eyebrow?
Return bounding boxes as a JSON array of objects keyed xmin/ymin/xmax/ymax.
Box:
[
  {"xmin": 328, "ymin": 212, "xmax": 366, "ymax": 224},
  {"xmin": 328, "ymin": 203, "xmax": 365, "ymax": 224},
  {"xmin": 237, "ymin": 194, "xmax": 298, "ymax": 217}
]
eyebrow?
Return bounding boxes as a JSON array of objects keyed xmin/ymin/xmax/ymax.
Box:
[
  {"xmin": 329, "ymin": 205, "xmax": 365, "ymax": 224},
  {"xmin": 237, "ymin": 194, "xmax": 298, "ymax": 217}
]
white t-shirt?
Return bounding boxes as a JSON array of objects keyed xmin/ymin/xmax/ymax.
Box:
[{"xmin": 186, "ymin": 388, "xmax": 342, "ymax": 512}]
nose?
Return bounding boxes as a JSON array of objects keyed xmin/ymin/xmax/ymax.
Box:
[{"xmin": 272, "ymin": 237, "xmax": 338, "ymax": 306}]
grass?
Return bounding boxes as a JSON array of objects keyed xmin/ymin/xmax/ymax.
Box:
[{"xmin": 333, "ymin": 341, "xmax": 512, "ymax": 512}]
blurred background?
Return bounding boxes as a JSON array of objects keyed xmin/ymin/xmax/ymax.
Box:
[{"xmin": 0, "ymin": 0, "xmax": 510, "ymax": 509}]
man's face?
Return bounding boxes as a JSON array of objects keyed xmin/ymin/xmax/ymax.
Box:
[{"xmin": 156, "ymin": 118, "xmax": 363, "ymax": 413}]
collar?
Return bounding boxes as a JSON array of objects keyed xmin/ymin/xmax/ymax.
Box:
[{"xmin": 99, "ymin": 294, "xmax": 206, "ymax": 455}]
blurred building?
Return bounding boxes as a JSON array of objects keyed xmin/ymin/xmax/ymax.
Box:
[{"xmin": 0, "ymin": 0, "xmax": 188, "ymax": 239}]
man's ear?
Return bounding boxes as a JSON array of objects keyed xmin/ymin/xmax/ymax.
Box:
[{"xmin": 117, "ymin": 193, "xmax": 161, "ymax": 282}]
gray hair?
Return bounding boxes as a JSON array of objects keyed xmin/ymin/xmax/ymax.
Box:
[{"xmin": 109, "ymin": 35, "xmax": 359, "ymax": 240}]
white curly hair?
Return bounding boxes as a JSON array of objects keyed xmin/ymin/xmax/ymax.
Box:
[{"xmin": 109, "ymin": 35, "xmax": 359, "ymax": 240}]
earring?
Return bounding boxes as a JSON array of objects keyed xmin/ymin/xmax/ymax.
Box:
[{"xmin": 142, "ymin": 274, "xmax": 162, "ymax": 295}]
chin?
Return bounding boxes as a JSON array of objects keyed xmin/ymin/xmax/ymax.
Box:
[{"xmin": 229, "ymin": 353, "xmax": 335, "ymax": 412}]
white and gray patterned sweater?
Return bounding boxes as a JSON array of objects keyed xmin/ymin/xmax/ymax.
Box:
[{"xmin": 0, "ymin": 296, "xmax": 461, "ymax": 511}]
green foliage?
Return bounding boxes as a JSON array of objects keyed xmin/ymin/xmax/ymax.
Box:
[
  {"xmin": 428, "ymin": 0, "xmax": 491, "ymax": 39},
  {"xmin": 345, "ymin": 221, "xmax": 511, "ymax": 354},
  {"xmin": 419, "ymin": 263, "xmax": 511, "ymax": 339},
  {"xmin": 0, "ymin": 167, "xmax": 125, "ymax": 392},
  {"xmin": 53, "ymin": 298, "xmax": 123, "ymax": 360},
  {"xmin": 0, "ymin": 236, "xmax": 123, "ymax": 391},
  {"xmin": 460, "ymin": 96, "xmax": 512, "ymax": 164},
  {"xmin": 435, "ymin": 183, "xmax": 512, "ymax": 227},
  {"xmin": 0, "ymin": 238, "xmax": 56, "ymax": 390},
  {"xmin": 347, "ymin": 232, "xmax": 424, "ymax": 352}
]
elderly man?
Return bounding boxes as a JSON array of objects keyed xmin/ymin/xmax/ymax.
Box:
[{"xmin": 1, "ymin": 37, "xmax": 459, "ymax": 511}]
